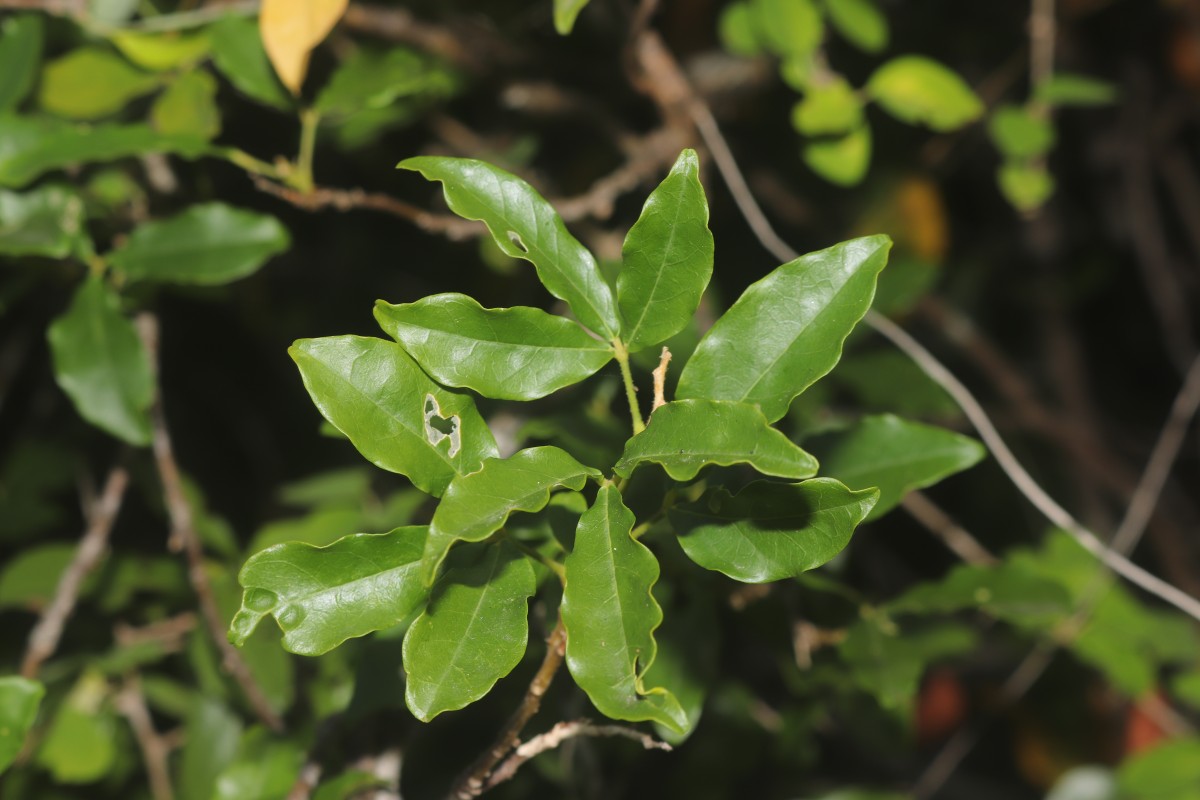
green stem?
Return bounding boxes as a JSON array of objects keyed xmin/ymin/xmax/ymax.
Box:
[
  {"xmin": 292, "ymin": 108, "xmax": 321, "ymax": 194},
  {"xmin": 613, "ymin": 339, "xmax": 645, "ymax": 435},
  {"xmin": 511, "ymin": 539, "xmax": 566, "ymax": 584},
  {"xmin": 218, "ymin": 148, "xmax": 287, "ymax": 181}
]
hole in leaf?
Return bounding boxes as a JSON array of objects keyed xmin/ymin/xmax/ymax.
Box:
[
  {"xmin": 507, "ymin": 230, "xmax": 528, "ymax": 253},
  {"xmin": 423, "ymin": 394, "xmax": 462, "ymax": 457}
]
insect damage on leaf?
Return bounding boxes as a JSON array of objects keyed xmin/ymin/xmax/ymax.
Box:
[{"xmin": 423, "ymin": 394, "xmax": 462, "ymax": 457}]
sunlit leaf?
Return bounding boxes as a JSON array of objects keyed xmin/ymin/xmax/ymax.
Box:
[
  {"xmin": 210, "ymin": 15, "xmax": 292, "ymax": 110},
  {"xmin": 615, "ymin": 399, "xmax": 818, "ymax": 481},
  {"xmin": 403, "ymin": 542, "xmax": 535, "ymax": 720},
  {"xmin": 399, "ymin": 156, "xmax": 619, "ymax": 339},
  {"xmin": 259, "ymin": 0, "xmax": 349, "ymax": 94},
  {"xmin": 47, "ymin": 277, "xmax": 153, "ymax": 445},
  {"xmin": 38, "ymin": 47, "xmax": 162, "ymax": 120},
  {"xmin": 752, "ymin": 0, "xmax": 823, "ymax": 60},
  {"xmin": 822, "ymin": 0, "xmax": 889, "ymax": 53},
  {"xmin": 0, "ymin": 185, "xmax": 89, "ymax": 259},
  {"xmin": 1117, "ymin": 738, "xmax": 1200, "ymax": 800},
  {"xmin": 562, "ymin": 486, "xmax": 688, "ymax": 732},
  {"xmin": 867, "ymin": 56, "xmax": 983, "ymax": 131},
  {"xmin": 375, "ymin": 294, "xmax": 612, "ymax": 401},
  {"xmin": 617, "ymin": 148, "xmax": 714, "ymax": 352},
  {"xmin": 718, "ymin": 2, "xmax": 762, "ymax": 56},
  {"xmin": 998, "ymin": 162, "xmax": 1055, "ymax": 212},
  {"xmin": 677, "ymin": 235, "xmax": 891, "ymax": 421},
  {"xmin": 669, "ymin": 478, "xmax": 877, "ymax": 583},
  {"xmin": 554, "ymin": 0, "xmax": 592, "ymax": 34},
  {"xmin": 792, "ymin": 78, "xmax": 864, "ymax": 136},
  {"xmin": 0, "ymin": 15, "xmax": 42, "ymax": 112},
  {"xmin": 804, "ymin": 124, "xmax": 872, "ymax": 186},
  {"xmin": 231, "ymin": 526, "xmax": 431, "ymax": 656},
  {"xmin": 988, "ymin": 104, "xmax": 1056, "ymax": 160},
  {"xmin": 150, "ymin": 71, "xmax": 221, "ymax": 140},
  {"xmin": 290, "ymin": 336, "xmax": 498, "ymax": 496},
  {"xmin": 0, "ymin": 676, "xmax": 43, "ymax": 775},
  {"xmin": 109, "ymin": 29, "xmax": 212, "ymax": 71}
]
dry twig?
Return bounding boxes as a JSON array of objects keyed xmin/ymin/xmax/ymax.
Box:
[{"xmin": 116, "ymin": 675, "xmax": 176, "ymax": 800}]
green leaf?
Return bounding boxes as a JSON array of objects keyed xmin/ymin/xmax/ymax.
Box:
[
  {"xmin": 312, "ymin": 771, "xmax": 388, "ymax": 800},
  {"xmin": 615, "ymin": 399, "xmax": 818, "ymax": 481},
  {"xmin": 791, "ymin": 79, "xmax": 864, "ymax": 136},
  {"xmin": 668, "ymin": 478, "xmax": 877, "ymax": 583},
  {"xmin": 718, "ymin": 2, "xmax": 763, "ymax": 57},
  {"xmin": 109, "ymin": 30, "xmax": 212, "ymax": 71},
  {"xmin": 212, "ymin": 728, "xmax": 303, "ymax": 800},
  {"xmin": 35, "ymin": 671, "xmax": 117, "ymax": 784},
  {"xmin": 751, "ymin": 0, "xmax": 823, "ymax": 60},
  {"xmin": 230, "ymin": 526, "xmax": 431, "ymax": 656},
  {"xmin": 0, "ymin": 114, "xmax": 209, "ymax": 188},
  {"xmin": 290, "ymin": 336, "xmax": 498, "ymax": 496},
  {"xmin": 424, "ymin": 446, "xmax": 601, "ymax": 579},
  {"xmin": 677, "ymin": 235, "xmax": 891, "ymax": 421},
  {"xmin": 38, "ymin": 47, "xmax": 162, "ymax": 120},
  {"xmin": 822, "ymin": 0, "xmax": 888, "ymax": 53},
  {"xmin": 562, "ymin": 485, "xmax": 688, "ymax": 732},
  {"xmin": 398, "ymin": 156, "xmax": 619, "ymax": 339},
  {"xmin": 1034, "ymin": 73, "xmax": 1116, "ymax": 107},
  {"xmin": 178, "ymin": 697, "xmax": 242, "ymax": 800},
  {"xmin": 988, "ymin": 104, "xmax": 1056, "ymax": 160},
  {"xmin": 315, "ymin": 46, "xmax": 458, "ymax": 118},
  {"xmin": 210, "ymin": 14, "xmax": 292, "ymax": 111},
  {"xmin": 0, "ymin": 15, "xmax": 43, "ymax": 112},
  {"xmin": 0, "ymin": 185, "xmax": 90, "ymax": 259},
  {"xmin": 1117, "ymin": 739, "xmax": 1200, "ymax": 800},
  {"xmin": 866, "ymin": 56, "xmax": 983, "ymax": 131},
  {"xmin": 109, "ymin": 203, "xmax": 288, "ymax": 285},
  {"xmin": 374, "ymin": 293, "xmax": 612, "ymax": 401},
  {"xmin": 554, "ymin": 0, "xmax": 592, "ymax": 34},
  {"xmin": 0, "ymin": 543, "xmax": 93, "ymax": 610},
  {"xmin": 403, "ymin": 541, "xmax": 535, "ymax": 721},
  {"xmin": 47, "ymin": 277, "xmax": 153, "ymax": 445},
  {"xmin": 838, "ymin": 618, "xmax": 975, "ymax": 709},
  {"xmin": 998, "ymin": 161, "xmax": 1055, "ymax": 212},
  {"xmin": 616, "ymin": 148, "xmax": 714, "ymax": 352},
  {"xmin": 0, "ymin": 676, "xmax": 43, "ymax": 775},
  {"xmin": 807, "ymin": 414, "xmax": 986, "ymax": 519},
  {"xmin": 804, "ymin": 124, "xmax": 872, "ymax": 186},
  {"xmin": 887, "ymin": 562, "xmax": 1072, "ymax": 626},
  {"xmin": 150, "ymin": 70, "xmax": 221, "ymax": 140}
]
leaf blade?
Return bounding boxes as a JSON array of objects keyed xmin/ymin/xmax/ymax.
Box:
[
  {"xmin": 259, "ymin": 0, "xmax": 348, "ymax": 94},
  {"xmin": 0, "ymin": 15, "xmax": 43, "ymax": 112},
  {"xmin": 0, "ymin": 676, "xmax": 43, "ymax": 775},
  {"xmin": 866, "ymin": 56, "xmax": 984, "ymax": 132}
]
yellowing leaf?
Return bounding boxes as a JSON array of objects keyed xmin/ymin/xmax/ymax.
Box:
[{"xmin": 259, "ymin": 0, "xmax": 349, "ymax": 95}]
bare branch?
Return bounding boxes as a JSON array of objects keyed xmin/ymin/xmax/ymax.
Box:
[
  {"xmin": 115, "ymin": 675, "xmax": 176, "ymax": 800},
  {"xmin": 901, "ymin": 492, "xmax": 998, "ymax": 567}
]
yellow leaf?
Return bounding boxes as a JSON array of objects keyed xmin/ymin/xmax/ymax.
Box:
[{"xmin": 259, "ymin": 0, "xmax": 349, "ymax": 95}]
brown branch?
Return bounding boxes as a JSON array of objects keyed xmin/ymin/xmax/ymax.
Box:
[
  {"xmin": 21, "ymin": 464, "xmax": 130, "ymax": 679},
  {"xmin": 447, "ymin": 618, "xmax": 568, "ymax": 800},
  {"xmin": 900, "ymin": 492, "xmax": 998, "ymax": 567},
  {"xmin": 484, "ymin": 719, "xmax": 671, "ymax": 791},
  {"xmin": 136, "ymin": 314, "xmax": 284, "ymax": 732},
  {"xmin": 650, "ymin": 346, "xmax": 672, "ymax": 412},
  {"xmin": 115, "ymin": 675, "xmax": 176, "ymax": 800}
]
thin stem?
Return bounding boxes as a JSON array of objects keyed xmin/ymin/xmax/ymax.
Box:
[
  {"xmin": 484, "ymin": 720, "xmax": 670, "ymax": 791},
  {"xmin": 219, "ymin": 148, "xmax": 288, "ymax": 181},
  {"xmin": 613, "ymin": 339, "xmax": 645, "ymax": 434},
  {"xmin": 511, "ymin": 539, "xmax": 567, "ymax": 584},
  {"xmin": 293, "ymin": 109, "xmax": 321, "ymax": 194}
]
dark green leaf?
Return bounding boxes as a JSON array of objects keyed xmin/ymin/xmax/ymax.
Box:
[
  {"xmin": 150, "ymin": 70, "xmax": 221, "ymax": 140},
  {"xmin": 109, "ymin": 30, "xmax": 212, "ymax": 71},
  {"xmin": 791, "ymin": 79, "xmax": 864, "ymax": 136},
  {"xmin": 677, "ymin": 235, "xmax": 891, "ymax": 421},
  {"xmin": 887, "ymin": 562, "xmax": 1072, "ymax": 626},
  {"xmin": 615, "ymin": 399, "xmax": 818, "ymax": 481},
  {"xmin": 803, "ymin": 124, "xmax": 872, "ymax": 186},
  {"xmin": 1117, "ymin": 738, "xmax": 1200, "ymax": 800},
  {"xmin": 230, "ymin": 526, "xmax": 432, "ymax": 656},
  {"xmin": 0, "ymin": 676, "xmax": 43, "ymax": 775},
  {"xmin": 403, "ymin": 542, "xmax": 535, "ymax": 721},
  {"xmin": 424, "ymin": 446, "xmax": 601, "ymax": 580},
  {"xmin": 38, "ymin": 47, "xmax": 162, "ymax": 120},
  {"xmin": 838, "ymin": 618, "xmax": 975, "ymax": 708},
  {"xmin": 290, "ymin": 336, "xmax": 498, "ymax": 496},
  {"xmin": 47, "ymin": 277, "xmax": 154, "ymax": 445},
  {"xmin": 109, "ymin": 203, "xmax": 288, "ymax": 285},
  {"xmin": 1034, "ymin": 74, "xmax": 1116, "ymax": 107},
  {"xmin": 988, "ymin": 104, "xmax": 1056, "ymax": 160},
  {"xmin": 643, "ymin": 588, "xmax": 719, "ymax": 744},
  {"xmin": 617, "ymin": 148, "xmax": 714, "ymax": 352},
  {"xmin": 0, "ymin": 185, "xmax": 90, "ymax": 259},
  {"xmin": 751, "ymin": 0, "xmax": 823, "ymax": 60},
  {"xmin": 866, "ymin": 56, "xmax": 983, "ymax": 131},
  {"xmin": 822, "ymin": 0, "xmax": 889, "ymax": 53},
  {"xmin": 807, "ymin": 414, "xmax": 986, "ymax": 519},
  {"xmin": 832, "ymin": 347, "xmax": 958, "ymax": 418},
  {"xmin": 554, "ymin": 0, "xmax": 592, "ymax": 34},
  {"xmin": 210, "ymin": 15, "xmax": 292, "ymax": 110},
  {"xmin": 374, "ymin": 293, "xmax": 612, "ymax": 400},
  {"xmin": 562, "ymin": 485, "xmax": 688, "ymax": 732},
  {"xmin": 0, "ymin": 15, "xmax": 42, "ymax": 112},
  {"xmin": 315, "ymin": 46, "xmax": 458, "ymax": 117},
  {"xmin": 212, "ymin": 728, "xmax": 303, "ymax": 800},
  {"xmin": 669, "ymin": 478, "xmax": 877, "ymax": 583},
  {"xmin": 399, "ymin": 157, "xmax": 619, "ymax": 338}
]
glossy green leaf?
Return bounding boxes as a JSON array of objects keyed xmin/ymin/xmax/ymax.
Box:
[
  {"xmin": 0, "ymin": 185, "xmax": 89, "ymax": 259},
  {"xmin": 47, "ymin": 277, "xmax": 153, "ymax": 445},
  {"xmin": 615, "ymin": 399, "xmax": 818, "ymax": 481},
  {"xmin": 554, "ymin": 0, "xmax": 592, "ymax": 34},
  {"xmin": 669, "ymin": 478, "xmax": 876, "ymax": 583},
  {"xmin": 210, "ymin": 15, "xmax": 292, "ymax": 110},
  {"xmin": 0, "ymin": 114, "xmax": 208, "ymax": 188},
  {"xmin": 230, "ymin": 526, "xmax": 431, "ymax": 656},
  {"xmin": 315, "ymin": 46, "xmax": 458, "ymax": 117},
  {"xmin": 617, "ymin": 148, "xmax": 714, "ymax": 352},
  {"xmin": 0, "ymin": 15, "xmax": 42, "ymax": 112},
  {"xmin": 0, "ymin": 676, "xmax": 43, "ymax": 775},
  {"xmin": 866, "ymin": 56, "xmax": 983, "ymax": 131},
  {"xmin": 839, "ymin": 618, "xmax": 975, "ymax": 709},
  {"xmin": 998, "ymin": 162, "xmax": 1055, "ymax": 212},
  {"xmin": 562, "ymin": 486, "xmax": 688, "ymax": 732},
  {"xmin": 212, "ymin": 728, "xmax": 303, "ymax": 800},
  {"xmin": 374, "ymin": 293, "xmax": 612, "ymax": 401},
  {"xmin": 109, "ymin": 30, "xmax": 211, "ymax": 71},
  {"xmin": 38, "ymin": 47, "xmax": 162, "ymax": 120},
  {"xmin": 719, "ymin": 2, "xmax": 762, "ymax": 56},
  {"xmin": 399, "ymin": 156, "xmax": 619, "ymax": 338},
  {"xmin": 887, "ymin": 562, "xmax": 1071, "ymax": 626},
  {"xmin": 792, "ymin": 79, "xmax": 864, "ymax": 136},
  {"xmin": 403, "ymin": 541, "xmax": 535, "ymax": 721},
  {"xmin": 807, "ymin": 414, "xmax": 986, "ymax": 519},
  {"xmin": 1047, "ymin": 767, "xmax": 1117, "ymax": 800},
  {"xmin": 804, "ymin": 124, "xmax": 872, "ymax": 186},
  {"xmin": 109, "ymin": 203, "xmax": 288, "ymax": 285},
  {"xmin": 290, "ymin": 336, "xmax": 498, "ymax": 496},
  {"xmin": 179, "ymin": 697, "xmax": 242, "ymax": 800},
  {"xmin": 988, "ymin": 104, "xmax": 1056, "ymax": 159},
  {"xmin": 425, "ymin": 446, "xmax": 601, "ymax": 580},
  {"xmin": 1034, "ymin": 73, "xmax": 1116, "ymax": 107},
  {"xmin": 150, "ymin": 71, "xmax": 221, "ymax": 140},
  {"xmin": 822, "ymin": 0, "xmax": 888, "ymax": 53},
  {"xmin": 752, "ymin": 0, "xmax": 823, "ymax": 60},
  {"xmin": 35, "ymin": 672, "xmax": 116, "ymax": 784},
  {"xmin": 1117, "ymin": 738, "xmax": 1200, "ymax": 800},
  {"xmin": 677, "ymin": 235, "xmax": 891, "ymax": 421}
]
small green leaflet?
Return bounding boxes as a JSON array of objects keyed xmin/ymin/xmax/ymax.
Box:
[
  {"xmin": 822, "ymin": 0, "xmax": 889, "ymax": 54},
  {"xmin": 0, "ymin": 185, "xmax": 90, "ymax": 259},
  {"xmin": 866, "ymin": 56, "xmax": 983, "ymax": 132},
  {"xmin": 553, "ymin": 0, "xmax": 592, "ymax": 34},
  {"xmin": 37, "ymin": 47, "xmax": 162, "ymax": 120},
  {"xmin": 804, "ymin": 124, "xmax": 872, "ymax": 186},
  {"xmin": 0, "ymin": 15, "xmax": 43, "ymax": 112},
  {"xmin": 0, "ymin": 676, "xmax": 43, "ymax": 775}
]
